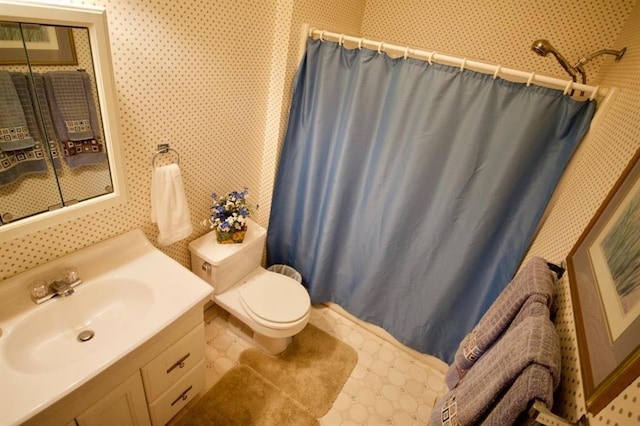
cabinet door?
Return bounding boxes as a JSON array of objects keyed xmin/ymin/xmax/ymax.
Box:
[{"xmin": 76, "ymin": 371, "xmax": 151, "ymax": 426}]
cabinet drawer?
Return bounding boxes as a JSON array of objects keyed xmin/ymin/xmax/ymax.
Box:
[
  {"xmin": 141, "ymin": 323, "xmax": 204, "ymax": 401},
  {"xmin": 148, "ymin": 360, "xmax": 205, "ymax": 426}
]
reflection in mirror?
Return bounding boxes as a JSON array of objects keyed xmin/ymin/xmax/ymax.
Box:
[
  {"xmin": 1, "ymin": 23, "xmax": 114, "ymax": 224},
  {"xmin": 0, "ymin": 0, "xmax": 126, "ymax": 241},
  {"xmin": 0, "ymin": 22, "xmax": 64, "ymax": 224}
]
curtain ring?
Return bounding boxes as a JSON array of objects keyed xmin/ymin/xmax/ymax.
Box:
[
  {"xmin": 589, "ymin": 86, "xmax": 599, "ymax": 101},
  {"xmin": 493, "ymin": 65, "xmax": 501, "ymax": 80},
  {"xmin": 378, "ymin": 42, "xmax": 384, "ymax": 54},
  {"xmin": 428, "ymin": 51, "xmax": 436, "ymax": 65},
  {"xmin": 339, "ymin": 34, "xmax": 345, "ymax": 46},
  {"xmin": 526, "ymin": 72, "xmax": 535, "ymax": 87},
  {"xmin": 460, "ymin": 58, "xmax": 467, "ymax": 72},
  {"xmin": 358, "ymin": 37, "xmax": 363, "ymax": 50},
  {"xmin": 403, "ymin": 47, "xmax": 409, "ymax": 60},
  {"xmin": 319, "ymin": 30, "xmax": 326, "ymax": 42},
  {"xmin": 563, "ymin": 80, "xmax": 573, "ymax": 95}
]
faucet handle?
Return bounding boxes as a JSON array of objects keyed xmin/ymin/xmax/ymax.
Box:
[
  {"xmin": 61, "ymin": 266, "xmax": 79, "ymax": 284},
  {"xmin": 28, "ymin": 279, "xmax": 49, "ymax": 299}
]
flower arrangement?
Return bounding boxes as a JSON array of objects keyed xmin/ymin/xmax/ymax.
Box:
[{"xmin": 204, "ymin": 188, "xmax": 250, "ymax": 244}]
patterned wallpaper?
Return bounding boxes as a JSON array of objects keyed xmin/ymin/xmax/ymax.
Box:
[
  {"xmin": 1, "ymin": 0, "xmax": 639, "ymax": 424},
  {"xmin": 361, "ymin": 0, "xmax": 635, "ymax": 84}
]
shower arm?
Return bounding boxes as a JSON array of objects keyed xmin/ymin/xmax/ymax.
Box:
[
  {"xmin": 575, "ymin": 48, "xmax": 627, "ymax": 67},
  {"xmin": 573, "ymin": 47, "xmax": 627, "ymax": 86}
]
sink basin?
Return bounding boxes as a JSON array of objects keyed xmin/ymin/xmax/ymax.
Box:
[
  {"xmin": 2, "ymin": 277, "xmax": 154, "ymax": 374},
  {"xmin": 0, "ymin": 229, "xmax": 212, "ymax": 426}
]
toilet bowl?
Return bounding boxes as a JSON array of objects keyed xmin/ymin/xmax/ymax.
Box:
[{"xmin": 188, "ymin": 219, "xmax": 310, "ymax": 354}]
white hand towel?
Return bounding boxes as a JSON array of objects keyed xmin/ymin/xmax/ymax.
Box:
[{"xmin": 151, "ymin": 163, "xmax": 193, "ymax": 246}]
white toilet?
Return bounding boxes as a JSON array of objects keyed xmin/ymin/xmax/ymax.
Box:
[{"xmin": 188, "ymin": 218, "xmax": 310, "ymax": 354}]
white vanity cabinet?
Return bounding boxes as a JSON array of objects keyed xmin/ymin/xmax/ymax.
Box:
[{"xmin": 75, "ymin": 371, "xmax": 150, "ymax": 426}]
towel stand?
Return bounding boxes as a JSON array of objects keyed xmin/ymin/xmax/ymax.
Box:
[
  {"xmin": 529, "ymin": 400, "xmax": 588, "ymax": 425},
  {"xmin": 152, "ymin": 143, "xmax": 180, "ymax": 167}
]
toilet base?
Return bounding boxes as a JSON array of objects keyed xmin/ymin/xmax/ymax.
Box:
[
  {"xmin": 253, "ymin": 333, "xmax": 291, "ymax": 355},
  {"xmin": 224, "ymin": 307, "xmax": 292, "ymax": 355}
]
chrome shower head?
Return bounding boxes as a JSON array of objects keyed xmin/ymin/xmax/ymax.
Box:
[
  {"xmin": 531, "ymin": 39, "xmax": 554, "ymax": 57},
  {"xmin": 531, "ymin": 39, "xmax": 577, "ymax": 81}
]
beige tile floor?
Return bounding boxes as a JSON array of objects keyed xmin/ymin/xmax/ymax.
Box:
[{"xmin": 200, "ymin": 303, "xmax": 448, "ymax": 425}]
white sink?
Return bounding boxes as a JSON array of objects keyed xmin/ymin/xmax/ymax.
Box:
[
  {"xmin": 0, "ymin": 230, "xmax": 212, "ymax": 425},
  {"xmin": 3, "ymin": 277, "xmax": 154, "ymax": 374}
]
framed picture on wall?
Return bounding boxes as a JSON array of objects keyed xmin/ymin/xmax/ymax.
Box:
[
  {"xmin": 0, "ymin": 23, "xmax": 77, "ymax": 65},
  {"xmin": 567, "ymin": 147, "xmax": 640, "ymax": 414}
]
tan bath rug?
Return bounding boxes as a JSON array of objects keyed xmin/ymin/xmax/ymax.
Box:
[
  {"xmin": 173, "ymin": 364, "xmax": 318, "ymax": 426},
  {"xmin": 239, "ymin": 323, "xmax": 358, "ymax": 417}
]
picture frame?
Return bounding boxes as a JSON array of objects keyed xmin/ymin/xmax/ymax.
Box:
[
  {"xmin": 0, "ymin": 23, "xmax": 77, "ymax": 65},
  {"xmin": 567, "ymin": 147, "xmax": 640, "ymax": 414}
]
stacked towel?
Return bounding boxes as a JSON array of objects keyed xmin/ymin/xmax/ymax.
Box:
[
  {"xmin": 444, "ymin": 256, "xmax": 555, "ymax": 389},
  {"xmin": 151, "ymin": 164, "xmax": 193, "ymax": 246},
  {"xmin": 44, "ymin": 71, "xmax": 106, "ymax": 168},
  {"xmin": 431, "ymin": 305, "xmax": 561, "ymax": 425},
  {"xmin": 0, "ymin": 72, "xmax": 47, "ymax": 186},
  {"xmin": 0, "ymin": 70, "xmax": 34, "ymax": 152}
]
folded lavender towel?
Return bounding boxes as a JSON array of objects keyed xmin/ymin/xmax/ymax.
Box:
[
  {"xmin": 0, "ymin": 70, "xmax": 35, "ymax": 151},
  {"xmin": 444, "ymin": 256, "xmax": 554, "ymax": 389},
  {"xmin": 483, "ymin": 363, "xmax": 554, "ymax": 426},
  {"xmin": 431, "ymin": 305, "xmax": 560, "ymax": 425}
]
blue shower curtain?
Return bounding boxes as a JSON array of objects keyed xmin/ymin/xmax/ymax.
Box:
[{"xmin": 268, "ymin": 38, "xmax": 595, "ymax": 362}]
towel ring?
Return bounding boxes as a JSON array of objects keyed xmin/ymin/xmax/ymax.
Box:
[{"xmin": 152, "ymin": 144, "xmax": 180, "ymax": 167}]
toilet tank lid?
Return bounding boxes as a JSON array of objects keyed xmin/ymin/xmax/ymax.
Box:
[{"xmin": 188, "ymin": 218, "xmax": 266, "ymax": 265}]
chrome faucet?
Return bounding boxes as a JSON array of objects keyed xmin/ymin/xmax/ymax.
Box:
[
  {"xmin": 49, "ymin": 280, "xmax": 76, "ymax": 297},
  {"xmin": 29, "ymin": 267, "xmax": 82, "ymax": 304}
]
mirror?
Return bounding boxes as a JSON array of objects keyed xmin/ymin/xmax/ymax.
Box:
[{"xmin": 0, "ymin": 1, "xmax": 127, "ymax": 241}]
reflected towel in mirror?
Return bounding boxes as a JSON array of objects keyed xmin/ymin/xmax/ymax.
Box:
[
  {"xmin": 0, "ymin": 70, "xmax": 35, "ymax": 152},
  {"xmin": 0, "ymin": 72, "xmax": 47, "ymax": 186},
  {"xmin": 43, "ymin": 71, "xmax": 106, "ymax": 168}
]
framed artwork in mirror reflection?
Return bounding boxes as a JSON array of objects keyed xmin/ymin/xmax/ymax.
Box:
[
  {"xmin": 0, "ymin": 23, "xmax": 77, "ymax": 65},
  {"xmin": 567, "ymin": 147, "xmax": 640, "ymax": 414}
]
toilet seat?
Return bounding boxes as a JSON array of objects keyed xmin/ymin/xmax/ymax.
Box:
[{"xmin": 238, "ymin": 271, "xmax": 310, "ymax": 327}]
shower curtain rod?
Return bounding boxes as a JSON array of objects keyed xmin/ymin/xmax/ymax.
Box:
[{"xmin": 301, "ymin": 25, "xmax": 605, "ymax": 101}]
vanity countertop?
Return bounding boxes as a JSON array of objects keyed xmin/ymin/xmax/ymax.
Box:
[{"xmin": 0, "ymin": 230, "xmax": 212, "ymax": 426}]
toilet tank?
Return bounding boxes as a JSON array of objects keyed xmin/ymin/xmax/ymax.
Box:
[{"xmin": 188, "ymin": 218, "xmax": 267, "ymax": 295}]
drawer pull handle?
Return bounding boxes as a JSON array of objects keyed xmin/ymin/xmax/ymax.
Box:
[
  {"xmin": 171, "ymin": 385, "xmax": 193, "ymax": 406},
  {"xmin": 167, "ymin": 353, "xmax": 190, "ymax": 374}
]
